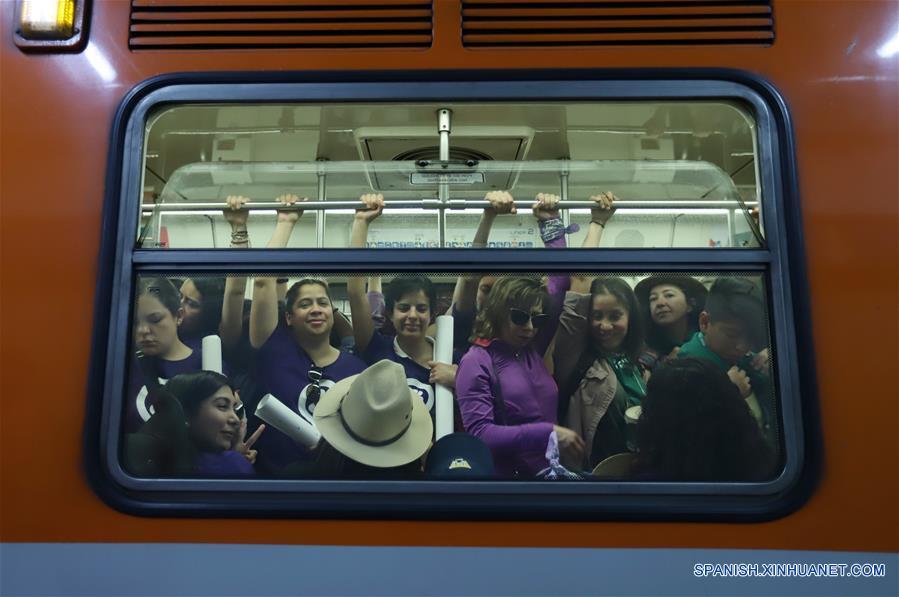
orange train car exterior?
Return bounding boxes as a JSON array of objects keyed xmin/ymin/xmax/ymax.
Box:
[{"xmin": 1, "ymin": 0, "xmax": 897, "ymax": 584}]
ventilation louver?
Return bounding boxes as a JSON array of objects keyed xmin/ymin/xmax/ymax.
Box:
[
  {"xmin": 462, "ymin": 0, "xmax": 774, "ymax": 47},
  {"xmin": 130, "ymin": 0, "xmax": 433, "ymax": 50}
]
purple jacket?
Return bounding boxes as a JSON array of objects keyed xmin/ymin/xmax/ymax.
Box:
[{"xmin": 455, "ymin": 272, "xmax": 569, "ymax": 478}]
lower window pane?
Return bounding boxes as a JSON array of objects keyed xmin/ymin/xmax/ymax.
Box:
[{"xmin": 123, "ymin": 271, "xmax": 780, "ymax": 483}]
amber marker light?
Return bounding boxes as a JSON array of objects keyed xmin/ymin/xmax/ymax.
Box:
[
  {"xmin": 15, "ymin": 0, "xmax": 87, "ymax": 51},
  {"xmin": 19, "ymin": 0, "xmax": 75, "ymax": 38}
]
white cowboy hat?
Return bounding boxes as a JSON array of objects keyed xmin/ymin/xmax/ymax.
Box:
[{"xmin": 313, "ymin": 360, "xmax": 432, "ymax": 468}]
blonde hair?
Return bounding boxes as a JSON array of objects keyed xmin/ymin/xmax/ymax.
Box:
[{"xmin": 471, "ymin": 276, "xmax": 548, "ymax": 342}]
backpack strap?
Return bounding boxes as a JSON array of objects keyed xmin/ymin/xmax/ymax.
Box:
[{"xmin": 484, "ymin": 348, "xmax": 508, "ymax": 426}]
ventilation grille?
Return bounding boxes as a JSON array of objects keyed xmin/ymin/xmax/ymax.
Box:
[
  {"xmin": 462, "ymin": 0, "xmax": 774, "ymax": 47},
  {"xmin": 130, "ymin": 0, "xmax": 433, "ymax": 50}
]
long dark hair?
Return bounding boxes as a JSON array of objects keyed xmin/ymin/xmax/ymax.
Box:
[
  {"xmin": 633, "ymin": 357, "xmax": 774, "ymax": 481},
  {"xmin": 642, "ymin": 281, "xmax": 703, "ymax": 354},
  {"xmin": 588, "ymin": 276, "xmax": 644, "ymax": 363},
  {"xmin": 185, "ymin": 277, "xmax": 226, "ymax": 337},
  {"xmin": 124, "ymin": 371, "xmax": 235, "ymax": 477},
  {"xmin": 558, "ymin": 277, "xmax": 644, "ymax": 420},
  {"xmin": 164, "ymin": 370, "xmax": 234, "ymax": 418}
]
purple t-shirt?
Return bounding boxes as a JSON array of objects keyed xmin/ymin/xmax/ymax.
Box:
[
  {"xmin": 125, "ymin": 350, "xmax": 204, "ymax": 433},
  {"xmin": 195, "ymin": 450, "xmax": 255, "ymax": 477},
  {"xmin": 253, "ymin": 326, "xmax": 366, "ymax": 470},
  {"xmin": 360, "ymin": 332, "xmax": 441, "ymax": 414}
]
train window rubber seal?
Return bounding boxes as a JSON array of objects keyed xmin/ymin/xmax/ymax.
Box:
[{"xmin": 84, "ymin": 69, "xmax": 819, "ymax": 521}]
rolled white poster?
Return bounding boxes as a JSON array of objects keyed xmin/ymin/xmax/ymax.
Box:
[
  {"xmin": 201, "ymin": 335, "xmax": 223, "ymax": 374},
  {"xmin": 254, "ymin": 394, "xmax": 321, "ymax": 448},
  {"xmin": 434, "ymin": 314, "xmax": 455, "ymax": 440}
]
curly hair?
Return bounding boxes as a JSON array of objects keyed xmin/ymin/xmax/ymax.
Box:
[
  {"xmin": 633, "ymin": 357, "xmax": 774, "ymax": 481},
  {"xmin": 471, "ymin": 276, "xmax": 548, "ymax": 342}
]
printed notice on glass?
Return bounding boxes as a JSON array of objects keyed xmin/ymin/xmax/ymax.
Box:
[{"xmin": 410, "ymin": 172, "xmax": 485, "ymax": 185}]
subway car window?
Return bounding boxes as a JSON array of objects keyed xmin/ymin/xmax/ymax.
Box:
[
  {"xmin": 102, "ymin": 80, "xmax": 802, "ymax": 516},
  {"xmin": 139, "ymin": 101, "xmax": 764, "ymax": 250},
  {"xmin": 123, "ymin": 271, "xmax": 780, "ymax": 483}
]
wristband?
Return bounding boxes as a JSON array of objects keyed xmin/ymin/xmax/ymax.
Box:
[
  {"xmin": 538, "ymin": 218, "xmax": 580, "ymax": 243},
  {"xmin": 538, "ymin": 217, "xmax": 566, "ymax": 243}
]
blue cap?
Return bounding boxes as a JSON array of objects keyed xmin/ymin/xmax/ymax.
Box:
[{"xmin": 425, "ymin": 433, "xmax": 495, "ymax": 479}]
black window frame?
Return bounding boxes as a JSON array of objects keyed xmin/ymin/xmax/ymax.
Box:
[{"xmin": 85, "ymin": 70, "xmax": 817, "ymax": 520}]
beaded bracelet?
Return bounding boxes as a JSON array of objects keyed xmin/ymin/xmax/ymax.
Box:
[{"xmin": 230, "ymin": 230, "xmax": 249, "ymax": 243}]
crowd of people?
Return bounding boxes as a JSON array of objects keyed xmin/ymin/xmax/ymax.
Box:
[{"xmin": 125, "ymin": 191, "xmax": 778, "ymax": 482}]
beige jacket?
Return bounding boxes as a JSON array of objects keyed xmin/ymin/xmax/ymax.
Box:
[{"xmin": 554, "ymin": 291, "xmax": 618, "ymax": 465}]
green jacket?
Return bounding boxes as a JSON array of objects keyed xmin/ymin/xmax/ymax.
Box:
[{"xmin": 677, "ymin": 332, "xmax": 777, "ymax": 447}]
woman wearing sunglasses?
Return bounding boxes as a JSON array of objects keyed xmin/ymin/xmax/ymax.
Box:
[
  {"xmin": 454, "ymin": 193, "xmax": 616, "ymax": 477},
  {"xmin": 455, "ymin": 275, "xmax": 586, "ymax": 478},
  {"xmin": 452, "ymin": 196, "xmax": 591, "ymax": 478},
  {"xmin": 248, "ymin": 195, "xmax": 367, "ymax": 473}
]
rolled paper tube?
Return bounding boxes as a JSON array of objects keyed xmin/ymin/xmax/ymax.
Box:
[
  {"xmin": 433, "ymin": 314, "xmax": 455, "ymax": 440},
  {"xmin": 254, "ymin": 394, "xmax": 321, "ymax": 448},
  {"xmin": 201, "ymin": 335, "xmax": 223, "ymax": 374}
]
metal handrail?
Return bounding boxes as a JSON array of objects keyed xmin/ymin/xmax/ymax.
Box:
[{"xmin": 142, "ymin": 199, "xmax": 758, "ymax": 212}]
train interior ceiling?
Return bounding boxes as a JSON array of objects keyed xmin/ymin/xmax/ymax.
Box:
[{"xmin": 141, "ymin": 101, "xmax": 764, "ymax": 250}]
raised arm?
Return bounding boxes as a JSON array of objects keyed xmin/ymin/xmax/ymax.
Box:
[
  {"xmin": 366, "ymin": 276, "xmax": 387, "ymax": 330},
  {"xmin": 332, "ymin": 308, "xmax": 355, "ymax": 350},
  {"xmin": 531, "ymin": 193, "xmax": 570, "ymax": 356},
  {"xmin": 582, "ymin": 191, "xmax": 617, "ymax": 248},
  {"xmin": 570, "ymin": 191, "xmax": 618, "ymax": 293},
  {"xmin": 220, "ymin": 195, "xmax": 250, "ymax": 351},
  {"xmin": 450, "ymin": 191, "xmax": 516, "ymax": 312},
  {"xmin": 249, "ymin": 194, "xmax": 304, "ymax": 349},
  {"xmin": 346, "ymin": 193, "xmax": 384, "ymax": 353},
  {"xmin": 553, "ymin": 291, "xmax": 592, "ymax": 387}
]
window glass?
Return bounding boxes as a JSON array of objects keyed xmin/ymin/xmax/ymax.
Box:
[
  {"xmin": 139, "ymin": 101, "xmax": 763, "ymax": 249},
  {"xmin": 123, "ymin": 271, "xmax": 780, "ymax": 483}
]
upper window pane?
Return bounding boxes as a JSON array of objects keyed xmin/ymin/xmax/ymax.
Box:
[{"xmin": 139, "ymin": 101, "xmax": 764, "ymax": 249}]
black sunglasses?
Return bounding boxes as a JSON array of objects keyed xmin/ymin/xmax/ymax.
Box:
[
  {"xmin": 306, "ymin": 366, "xmax": 323, "ymax": 408},
  {"xmin": 509, "ymin": 308, "xmax": 549, "ymax": 328}
]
